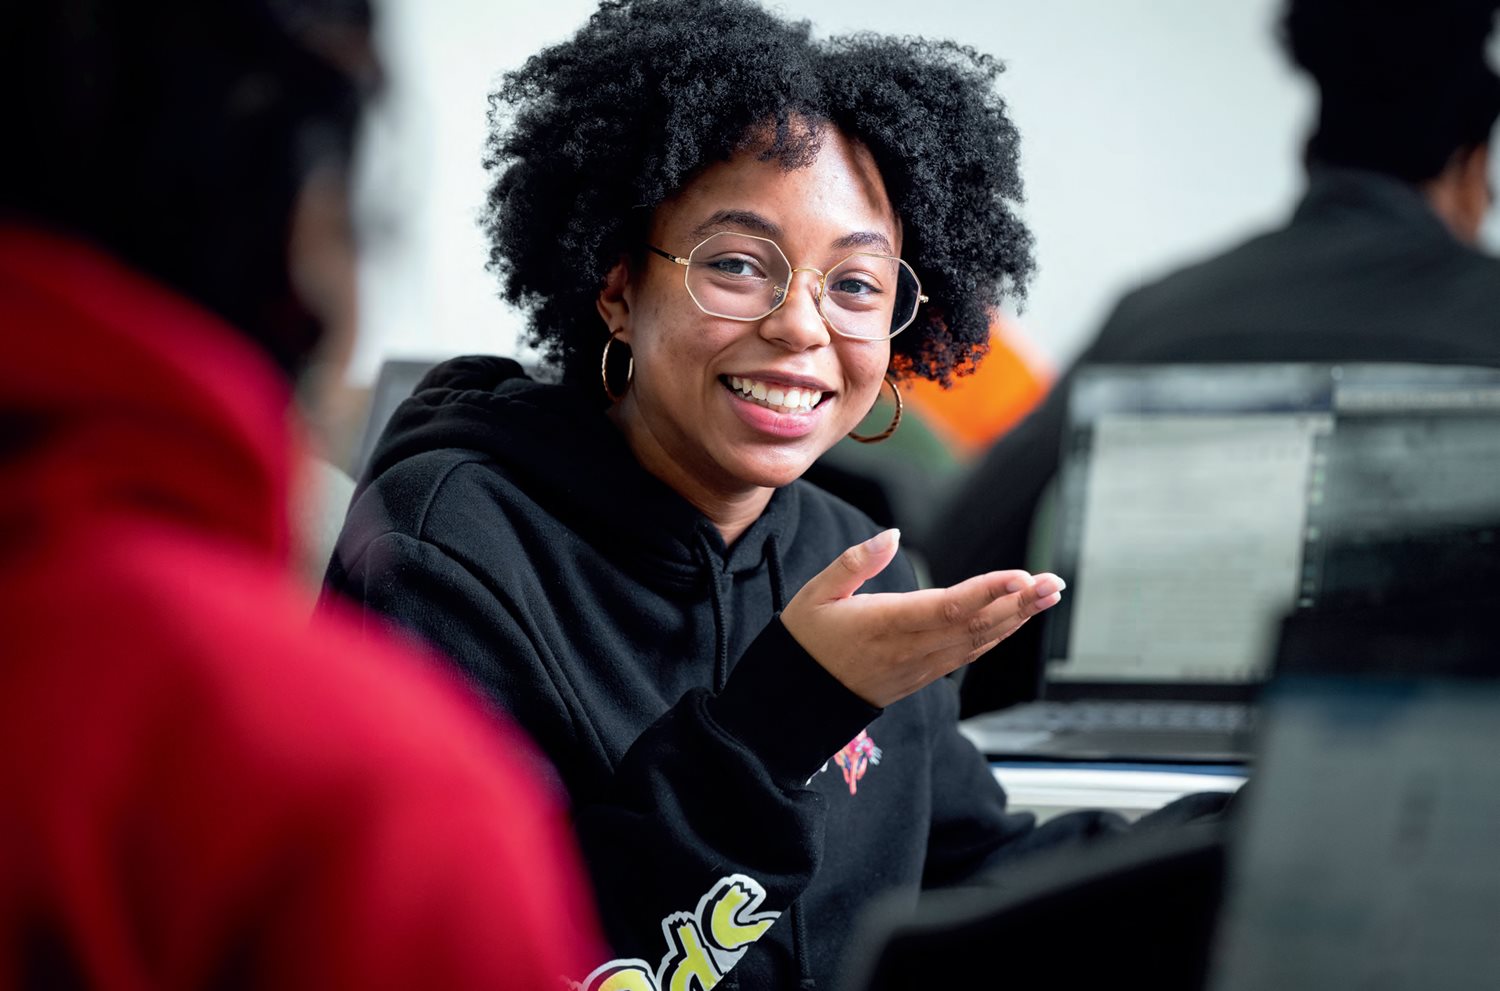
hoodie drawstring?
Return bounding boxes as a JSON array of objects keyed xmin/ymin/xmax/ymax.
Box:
[
  {"xmin": 765, "ymin": 533, "xmax": 788, "ymax": 614},
  {"xmin": 695, "ymin": 527, "xmax": 732, "ymax": 694},
  {"xmin": 792, "ymin": 897, "xmax": 817, "ymax": 990},
  {"xmin": 695, "ymin": 527, "xmax": 737, "ymax": 988},
  {"xmin": 767, "ymin": 534, "xmax": 817, "ymax": 988},
  {"xmin": 696, "ymin": 528, "xmax": 816, "ymax": 989}
]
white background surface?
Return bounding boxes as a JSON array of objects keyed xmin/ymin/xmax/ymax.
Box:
[
  {"xmin": 990, "ymin": 764, "xmax": 1245, "ymax": 822},
  {"xmin": 348, "ymin": 0, "xmax": 1500, "ymax": 384}
]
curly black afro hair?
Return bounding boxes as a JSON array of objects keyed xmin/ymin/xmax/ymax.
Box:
[{"xmin": 482, "ymin": 0, "xmax": 1033, "ymax": 389}]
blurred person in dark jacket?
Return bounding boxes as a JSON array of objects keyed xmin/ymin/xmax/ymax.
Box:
[
  {"xmin": 0, "ymin": 2, "xmax": 603, "ymax": 987},
  {"xmin": 927, "ymin": 0, "xmax": 1500, "ymax": 718}
]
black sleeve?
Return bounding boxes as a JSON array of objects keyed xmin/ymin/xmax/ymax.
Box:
[{"xmin": 323, "ymin": 530, "xmax": 878, "ymax": 989}]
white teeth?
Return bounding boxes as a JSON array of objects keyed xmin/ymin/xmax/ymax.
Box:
[{"xmin": 728, "ymin": 376, "xmax": 824, "ymax": 413}]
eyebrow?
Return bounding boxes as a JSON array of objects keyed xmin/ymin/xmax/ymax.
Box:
[
  {"xmin": 830, "ymin": 230, "xmax": 895, "ymax": 254},
  {"xmin": 690, "ymin": 210, "xmax": 782, "ymax": 241},
  {"xmin": 689, "ymin": 209, "xmax": 895, "ymax": 256}
]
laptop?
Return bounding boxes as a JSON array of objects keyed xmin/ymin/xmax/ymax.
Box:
[
  {"xmin": 1206, "ymin": 599, "xmax": 1500, "ymax": 991},
  {"xmin": 960, "ymin": 362, "xmax": 1500, "ymax": 763},
  {"xmin": 842, "ymin": 821, "xmax": 1227, "ymax": 991},
  {"xmin": 847, "ymin": 599, "xmax": 1500, "ymax": 991}
]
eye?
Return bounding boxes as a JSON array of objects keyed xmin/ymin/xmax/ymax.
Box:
[
  {"xmin": 829, "ymin": 274, "xmax": 884, "ymax": 299},
  {"xmin": 703, "ymin": 255, "xmax": 766, "ymax": 280}
]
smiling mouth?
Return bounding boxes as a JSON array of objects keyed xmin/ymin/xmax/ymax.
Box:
[{"xmin": 723, "ymin": 375, "xmax": 828, "ymax": 414}]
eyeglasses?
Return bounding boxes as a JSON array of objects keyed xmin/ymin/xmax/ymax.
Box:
[{"xmin": 647, "ymin": 232, "xmax": 928, "ymax": 341}]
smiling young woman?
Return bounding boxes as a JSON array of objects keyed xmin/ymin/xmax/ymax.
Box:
[
  {"xmin": 321, "ymin": 2, "xmax": 1097, "ymax": 988},
  {"xmin": 602, "ymin": 129, "xmax": 900, "ymax": 543}
]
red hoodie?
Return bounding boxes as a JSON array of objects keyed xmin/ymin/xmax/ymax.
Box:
[{"xmin": 0, "ymin": 227, "xmax": 604, "ymax": 989}]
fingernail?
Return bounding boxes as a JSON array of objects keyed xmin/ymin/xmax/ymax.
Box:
[
  {"xmin": 868, "ymin": 528, "xmax": 900, "ymax": 550},
  {"xmin": 1033, "ymin": 576, "xmax": 1063, "ymax": 598}
]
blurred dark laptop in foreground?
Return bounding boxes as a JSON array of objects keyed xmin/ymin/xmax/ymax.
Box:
[
  {"xmin": 1208, "ymin": 596, "xmax": 1500, "ymax": 990},
  {"xmin": 848, "ymin": 594, "xmax": 1500, "ymax": 991},
  {"xmin": 961, "ymin": 362, "xmax": 1500, "ymax": 763}
]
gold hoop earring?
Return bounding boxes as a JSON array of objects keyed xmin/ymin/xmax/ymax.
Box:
[
  {"xmin": 601, "ymin": 332, "xmax": 633, "ymax": 404},
  {"xmin": 847, "ymin": 375, "xmax": 902, "ymax": 444}
]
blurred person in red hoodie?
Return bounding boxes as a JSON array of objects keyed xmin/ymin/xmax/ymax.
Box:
[{"xmin": 0, "ymin": 2, "xmax": 603, "ymax": 988}]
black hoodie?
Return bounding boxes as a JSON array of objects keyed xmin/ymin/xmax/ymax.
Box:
[{"xmin": 324, "ymin": 357, "xmax": 1120, "ymax": 990}]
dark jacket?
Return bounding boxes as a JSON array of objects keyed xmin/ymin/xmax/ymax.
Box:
[
  {"xmin": 323, "ymin": 357, "xmax": 1123, "ymax": 990},
  {"xmin": 0, "ymin": 228, "xmax": 602, "ymax": 990},
  {"xmin": 926, "ymin": 167, "xmax": 1500, "ymax": 717}
]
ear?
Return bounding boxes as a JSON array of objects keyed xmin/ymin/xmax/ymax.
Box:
[
  {"xmin": 596, "ymin": 257, "xmax": 634, "ymax": 345},
  {"xmin": 1448, "ymin": 144, "xmax": 1491, "ymax": 245},
  {"xmin": 1459, "ymin": 144, "xmax": 1491, "ymax": 214}
]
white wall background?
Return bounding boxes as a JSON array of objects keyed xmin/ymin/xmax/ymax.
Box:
[{"xmin": 348, "ymin": 0, "xmax": 1499, "ymax": 384}]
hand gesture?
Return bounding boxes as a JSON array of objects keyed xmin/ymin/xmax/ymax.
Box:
[{"xmin": 780, "ymin": 529, "xmax": 1064, "ymax": 709}]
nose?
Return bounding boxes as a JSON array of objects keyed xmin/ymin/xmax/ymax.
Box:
[{"xmin": 759, "ymin": 267, "xmax": 832, "ymax": 351}]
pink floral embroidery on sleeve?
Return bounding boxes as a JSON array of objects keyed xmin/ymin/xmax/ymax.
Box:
[{"xmin": 832, "ymin": 729, "xmax": 882, "ymax": 795}]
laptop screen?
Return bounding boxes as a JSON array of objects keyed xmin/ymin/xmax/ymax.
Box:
[
  {"xmin": 1040, "ymin": 364, "xmax": 1500, "ymax": 699},
  {"xmin": 1208, "ymin": 621, "xmax": 1500, "ymax": 990}
]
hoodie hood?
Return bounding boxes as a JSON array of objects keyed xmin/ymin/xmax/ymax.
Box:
[
  {"xmin": 360, "ymin": 355, "xmax": 805, "ymax": 587},
  {"xmin": 0, "ymin": 226, "xmax": 294, "ymax": 561}
]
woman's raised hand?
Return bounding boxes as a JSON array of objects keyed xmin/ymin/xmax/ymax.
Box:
[{"xmin": 780, "ymin": 529, "xmax": 1064, "ymax": 709}]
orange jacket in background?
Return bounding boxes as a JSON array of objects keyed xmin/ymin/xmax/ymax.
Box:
[{"xmin": 904, "ymin": 318, "xmax": 1053, "ymax": 459}]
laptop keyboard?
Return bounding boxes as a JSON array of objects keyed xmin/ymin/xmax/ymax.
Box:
[{"xmin": 985, "ymin": 701, "xmax": 1254, "ymax": 735}]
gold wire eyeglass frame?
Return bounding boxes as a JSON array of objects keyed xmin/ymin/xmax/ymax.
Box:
[{"xmin": 646, "ymin": 232, "xmax": 929, "ymax": 341}]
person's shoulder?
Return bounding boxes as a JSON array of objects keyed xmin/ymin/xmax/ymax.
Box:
[
  {"xmin": 1098, "ymin": 227, "xmax": 1289, "ymax": 339},
  {"xmin": 6, "ymin": 528, "xmax": 602, "ymax": 986},
  {"xmin": 109, "ymin": 527, "xmax": 553, "ymax": 798},
  {"xmin": 7, "ymin": 521, "xmax": 546, "ymax": 793},
  {"xmin": 1095, "ymin": 222, "xmax": 1500, "ymax": 364},
  {"xmin": 346, "ymin": 377, "xmax": 605, "ymax": 549},
  {"xmin": 1421, "ymin": 248, "xmax": 1500, "ymax": 360},
  {"xmin": 1447, "ymin": 242, "xmax": 1500, "ymax": 300},
  {"xmin": 361, "ymin": 445, "xmax": 497, "ymax": 502},
  {"xmin": 341, "ymin": 447, "xmax": 511, "ymax": 550}
]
